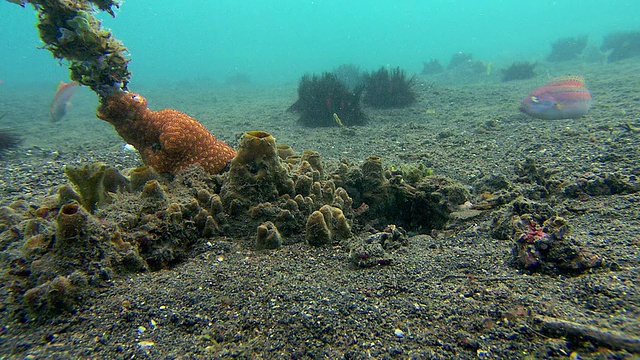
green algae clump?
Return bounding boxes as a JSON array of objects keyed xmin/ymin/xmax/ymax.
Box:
[
  {"xmin": 64, "ymin": 162, "xmax": 130, "ymax": 213},
  {"xmin": 26, "ymin": 0, "xmax": 130, "ymax": 95},
  {"xmin": 390, "ymin": 163, "xmax": 434, "ymax": 185}
]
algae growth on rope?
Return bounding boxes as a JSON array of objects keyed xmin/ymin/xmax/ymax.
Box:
[
  {"xmin": 13, "ymin": 0, "xmax": 130, "ymax": 96},
  {"xmin": 10, "ymin": 0, "xmax": 238, "ymax": 175}
]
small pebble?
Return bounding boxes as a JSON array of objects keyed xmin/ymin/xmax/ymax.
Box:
[
  {"xmin": 122, "ymin": 144, "xmax": 136, "ymax": 152},
  {"xmin": 138, "ymin": 340, "xmax": 154, "ymax": 350},
  {"xmin": 394, "ymin": 328, "xmax": 405, "ymax": 338},
  {"xmin": 569, "ymin": 352, "xmax": 582, "ymax": 360},
  {"xmin": 477, "ymin": 349, "xmax": 489, "ymax": 357}
]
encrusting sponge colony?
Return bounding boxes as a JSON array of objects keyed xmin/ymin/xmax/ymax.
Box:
[{"xmin": 97, "ymin": 91, "xmax": 236, "ymax": 175}]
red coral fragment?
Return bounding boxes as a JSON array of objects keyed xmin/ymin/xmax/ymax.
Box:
[{"xmin": 522, "ymin": 221, "xmax": 548, "ymax": 243}]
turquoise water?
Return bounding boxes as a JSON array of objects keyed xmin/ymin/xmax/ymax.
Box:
[{"xmin": 1, "ymin": 1, "xmax": 639, "ymax": 86}]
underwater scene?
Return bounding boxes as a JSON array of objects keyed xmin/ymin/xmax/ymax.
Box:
[{"xmin": 0, "ymin": 1, "xmax": 639, "ymax": 358}]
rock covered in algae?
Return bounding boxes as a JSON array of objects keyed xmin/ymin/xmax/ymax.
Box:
[
  {"xmin": 511, "ymin": 215, "xmax": 602, "ymax": 274},
  {"xmin": 338, "ymin": 155, "xmax": 471, "ymax": 232},
  {"xmin": 126, "ymin": 165, "xmax": 162, "ymax": 192},
  {"xmin": 219, "ymin": 130, "xmax": 354, "ymax": 246},
  {"xmin": 0, "ymin": 204, "xmax": 24, "ymax": 233},
  {"xmin": 0, "ymin": 128, "xmax": 479, "ymax": 318},
  {"xmin": 305, "ymin": 205, "xmax": 351, "ymax": 246},
  {"xmin": 491, "ymin": 197, "xmax": 556, "ymax": 241},
  {"xmin": 23, "ymin": 271, "xmax": 88, "ymax": 316},
  {"xmin": 255, "ymin": 221, "xmax": 282, "ymax": 250},
  {"xmin": 0, "ymin": 164, "xmax": 219, "ymax": 318},
  {"xmin": 221, "ymin": 130, "xmax": 295, "ymax": 213},
  {"xmin": 347, "ymin": 224, "xmax": 408, "ymax": 268},
  {"xmin": 0, "ymin": 194, "xmax": 147, "ymax": 318},
  {"xmin": 64, "ymin": 162, "xmax": 130, "ymax": 213},
  {"xmin": 564, "ymin": 171, "xmax": 639, "ymax": 197}
]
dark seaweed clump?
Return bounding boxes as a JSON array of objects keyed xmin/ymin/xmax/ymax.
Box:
[
  {"xmin": 362, "ymin": 66, "xmax": 416, "ymax": 108},
  {"xmin": 447, "ymin": 52, "xmax": 487, "ymax": 74},
  {"xmin": 547, "ymin": 35, "xmax": 588, "ymax": 62},
  {"xmin": 448, "ymin": 52, "xmax": 473, "ymax": 70},
  {"xmin": 421, "ymin": 59, "xmax": 443, "ymax": 75},
  {"xmin": 0, "ymin": 128, "xmax": 21, "ymax": 157},
  {"xmin": 601, "ymin": 31, "xmax": 640, "ymax": 62},
  {"xmin": 332, "ymin": 64, "xmax": 364, "ymax": 91},
  {"xmin": 288, "ymin": 72, "xmax": 366, "ymax": 127},
  {"xmin": 502, "ymin": 61, "xmax": 536, "ymax": 82}
]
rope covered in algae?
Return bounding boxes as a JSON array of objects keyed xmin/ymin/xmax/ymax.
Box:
[{"xmin": 10, "ymin": 0, "xmax": 130, "ymax": 97}]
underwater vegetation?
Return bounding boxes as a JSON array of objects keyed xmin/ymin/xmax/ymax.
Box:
[
  {"xmin": 11, "ymin": 1, "xmax": 236, "ymax": 177},
  {"xmin": 0, "ymin": 128, "xmax": 22, "ymax": 157},
  {"xmin": 582, "ymin": 44, "xmax": 611, "ymax": 64},
  {"xmin": 601, "ymin": 31, "xmax": 640, "ymax": 62},
  {"xmin": 421, "ymin": 59, "xmax": 444, "ymax": 75},
  {"xmin": 446, "ymin": 52, "xmax": 487, "ymax": 75},
  {"xmin": 332, "ymin": 64, "xmax": 364, "ymax": 91},
  {"xmin": 389, "ymin": 163, "xmax": 434, "ymax": 185},
  {"xmin": 28, "ymin": 0, "xmax": 130, "ymax": 95},
  {"xmin": 448, "ymin": 51, "xmax": 473, "ymax": 70},
  {"xmin": 502, "ymin": 61, "xmax": 536, "ymax": 82},
  {"xmin": 63, "ymin": 162, "xmax": 130, "ymax": 213},
  {"xmin": 362, "ymin": 66, "xmax": 417, "ymax": 108},
  {"xmin": 288, "ymin": 72, "xmax": 366, "ymax": 127},
  {"xmin": 546, "ymin": 35, "xmax": 588, "ymax": 62},
  {"xmin": 341, "ymin": 156, "xmax": 468, "ymax": 232}
]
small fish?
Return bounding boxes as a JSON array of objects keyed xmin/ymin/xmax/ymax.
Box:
[
  {"xmin": 49, "ymin": 81, "xmax": 80, "ymax": 122},
  {"xmin": 520, "ymin": 75, "xmax": 592, "ymax": 120}
]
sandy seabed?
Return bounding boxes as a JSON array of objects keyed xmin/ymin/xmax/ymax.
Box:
[{"xmin": 0, "ymin": 59, "xmax": 638, "ymax": 359}]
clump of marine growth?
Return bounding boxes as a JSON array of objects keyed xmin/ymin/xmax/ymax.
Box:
[
  {"xmin": 362, "ymin": 66, "xmax": 417, "ymax": 108},
  {"xmin": 0, "ymin": 130, "xmax": 470, "ymax": 318},
  {"xmin": 421, "ymin": 59, "xmax": 444, "ymax": 75},
  {"xmin": 288, "ymin": 72, "xmax": 367, "ymax": 127},
  {"xmin": 331, "ymin": 64, "xmax": 365, "ymax": 91},
  {"xmin": 25, "ymin": 0, "xmax": 130, "ymax": 96},
  {"xmin": 546, "ymin": 35, "xmax": 588, "ymax": 62},
  {"xmin": 501, "ymin": 61, "xmax": 536, "ymax": 82},
  {"xmin": 11, "ymin": 0, "xmax": 238, "ymax": 176},
  {"xmin": 601, "ymin": 31, "xmax": 640, "ymax": 62},
  {"xmin": 447, "ymin": 52, "xmax": 487, "ymax": 75},
  {"xmin": 0, "ymin": 128, "xmax": 22, "ymax": 158}
]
